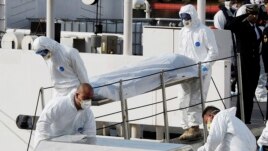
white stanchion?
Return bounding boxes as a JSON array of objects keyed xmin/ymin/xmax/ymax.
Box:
[
  {"xmin": 21, "ymin": 35, "xmax": 38, "ymax": 50},
  {"xmin": 1, "ymin": 32, "xmax": 24, "ymax": 49}
]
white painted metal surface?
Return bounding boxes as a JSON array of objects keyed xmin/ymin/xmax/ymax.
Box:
[
  {"xmin": 142, "ymin": 26, "xmax": 176, "ymax": 54},
  {"xmin": 35, "ymin": 135, "xmax": 193, "ymax": 151},
  {"xmin": 21, "ymin": 35, "xmax": 38, "ymax": 50},
  {"xmin": 0, "ymin": 50, "xmax": 52, "ymax": 151},
  {"xmin": 143, "ymin": 26, "xmax": 232, "ymax": 61},
  {"xmin": 6, "ymin": 28, "xmax": 31, "ymax": 35},
  {"xmin": 1, "ymin": 32, "xmax": 24, "ymax": 49}
]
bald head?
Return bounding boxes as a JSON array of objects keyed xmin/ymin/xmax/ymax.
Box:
[{"xmin": 76, "ymin": 83, "xmax": 94, "ymax": 100}]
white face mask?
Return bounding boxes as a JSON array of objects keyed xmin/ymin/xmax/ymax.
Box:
[
  {"xmin": 43, "ymin": 51, "xmax": 52, "ymax": 60},
  {"xmin": 81, "ymin": 99, "xmax": 92, "ymax": 109},
  {"xmin": 224, "ymin": 1, "xmax": 231, "ymax": 9},
  {"xmin": 207, "ymin": 121, "xmax": 211, "ymax": 130},
  {"xmin": 182, "ymin": 20, "xmax": 192, "ymax": 28}
]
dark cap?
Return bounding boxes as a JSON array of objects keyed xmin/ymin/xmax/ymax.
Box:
[{"xmin": 246, "ymin": 4, "xmax": 259, "ymax": 15}]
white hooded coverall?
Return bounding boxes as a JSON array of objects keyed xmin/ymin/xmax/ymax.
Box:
[
  {"xmin": 33, "ymin": 36, "xmax": 89, "ymax": 96},
  {"xmin": 198, "ymin": 107, "xmax": 256, "ymax": 151},
  {"xmin": 258, "ymin": 122, "xmax": 268, "ymax": 147},
  {"xmin": 34, "ymin": 90, "xmax": 96, "ymax": 147},
  {"xmin": 177, "ymin": 4, "xmax": 219, "ymax": 129}
]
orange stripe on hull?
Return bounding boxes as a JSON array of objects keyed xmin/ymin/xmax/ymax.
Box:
[{"xmin": 152, "ymin": 3, "xmax": 220, "ymax": 13}]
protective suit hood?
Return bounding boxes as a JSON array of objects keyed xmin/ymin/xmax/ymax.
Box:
[
  {"xmin": 179, "ymin": 4, "xmax": 200, "ymax": 29},
  {"xmin": 33, "ymin": 36, "xmax": 64, "ymax": 56}
]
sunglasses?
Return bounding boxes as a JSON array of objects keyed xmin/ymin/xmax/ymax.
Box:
[
  {"xmin": 179, "ymin": 13, "xmax": 191, "ymax": 21},
  {"xmin": 35, "ymin": 49, "xmax": 50, "ymax": 57}
]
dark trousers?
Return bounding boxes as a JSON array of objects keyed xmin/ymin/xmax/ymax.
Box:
[{"xmin": 236, "ymin": 56, "xmax": 260, "ymax": 123}]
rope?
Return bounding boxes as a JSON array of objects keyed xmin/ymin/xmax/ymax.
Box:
[
  {"xmin": 27, "ymin": 89, "xmax": 41, "ymax": 151},
  {"xmin": 254, "ymin": 95, "xmax": 265, "ymax": 121},
  {"xmin": 211, "ymin": 77, "xmax": 226, "ymax": 109}
]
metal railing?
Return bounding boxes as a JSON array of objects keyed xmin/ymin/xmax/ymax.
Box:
[{"xmin": 34, "ymin": 55, "xmax": 240, "ymax": 144}]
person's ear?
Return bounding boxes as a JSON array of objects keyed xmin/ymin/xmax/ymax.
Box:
[{"xmin": 75, "ymin": 93, "xmax": 79, "ymax": 99}]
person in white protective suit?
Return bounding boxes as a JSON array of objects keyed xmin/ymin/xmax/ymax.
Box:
[
  {"xmin": 258, "ymin": 122, "xmax": 268, "ymax": 151},
  {"xmin": 33, "ymin": 36, "xmax": 89, "ymax": 97},
  {"xmin": 34, "ymin": 83, "xmax": 96, "ymax": 148},
  {"xmin": 176, "ymin": 4, "xmax": 219, "ymax": 141},
  {"xmin": 198, "ymin": 106, "xmax": 257, "ymax": 151}
]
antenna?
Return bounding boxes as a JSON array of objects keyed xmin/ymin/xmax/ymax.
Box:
[
  {"xmin": 95, "ymin": 0, "xmax": 102, "ymax": 34},
  {"xmin": 82, "ymin": 0, "xmax": 102, "ymax": 53}
]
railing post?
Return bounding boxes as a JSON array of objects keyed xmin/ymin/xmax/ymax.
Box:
[
  {"xmin": 40, "ymin": 87, "xmax": 45, "ymax": 109},
  {"xmin": 160, "ymin": 71, "xmax": 170, "ymax": 142},
  {"xmin": 119, "ymin": 80, "xmax": 130, "ymax": 139},
  {"xmin": 236, "ymin": 53, "xmax": 245, "ymax": 122},
  {"xmin": 198, "ymin": 62, "xmax": 207, "ymax": 143}
]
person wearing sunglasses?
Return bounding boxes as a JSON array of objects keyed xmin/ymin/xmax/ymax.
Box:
[
  {"xmin": 33, "ymin": 36, "xmax": 89, "ymax": 97},
  {"xmin": 176, "ymin": 4, "xmax": 219, "ymax": 141}
]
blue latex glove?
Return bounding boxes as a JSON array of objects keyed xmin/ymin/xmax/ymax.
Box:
[
  {"xmin": 201, "ymin": 65, "xmax": 208, "ymax": 73},
  {"xmin": 259, "ymin": 146, "xmax": 264, "ymax": 151}
]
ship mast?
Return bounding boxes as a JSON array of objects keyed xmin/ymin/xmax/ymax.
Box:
[
  {"xmin": 123, "ymin": 0, "xmax": 133, "ymax": 55},
  {"xmin": 46, "ymin": 0, "xmax": 54, "ymax": 39},
  {"xmin": 197, "ymin": 0, "xmax": 206, "ymax": 24}
]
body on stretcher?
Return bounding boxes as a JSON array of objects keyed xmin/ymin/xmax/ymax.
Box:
[{"xmin": 89, "ymin": 53, "xmax": 201, "ymax": 101}]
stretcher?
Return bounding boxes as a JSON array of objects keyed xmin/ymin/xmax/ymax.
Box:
[{"xmin": 90, "ymin": 54, "xmax": 199, "ymax": 101}]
